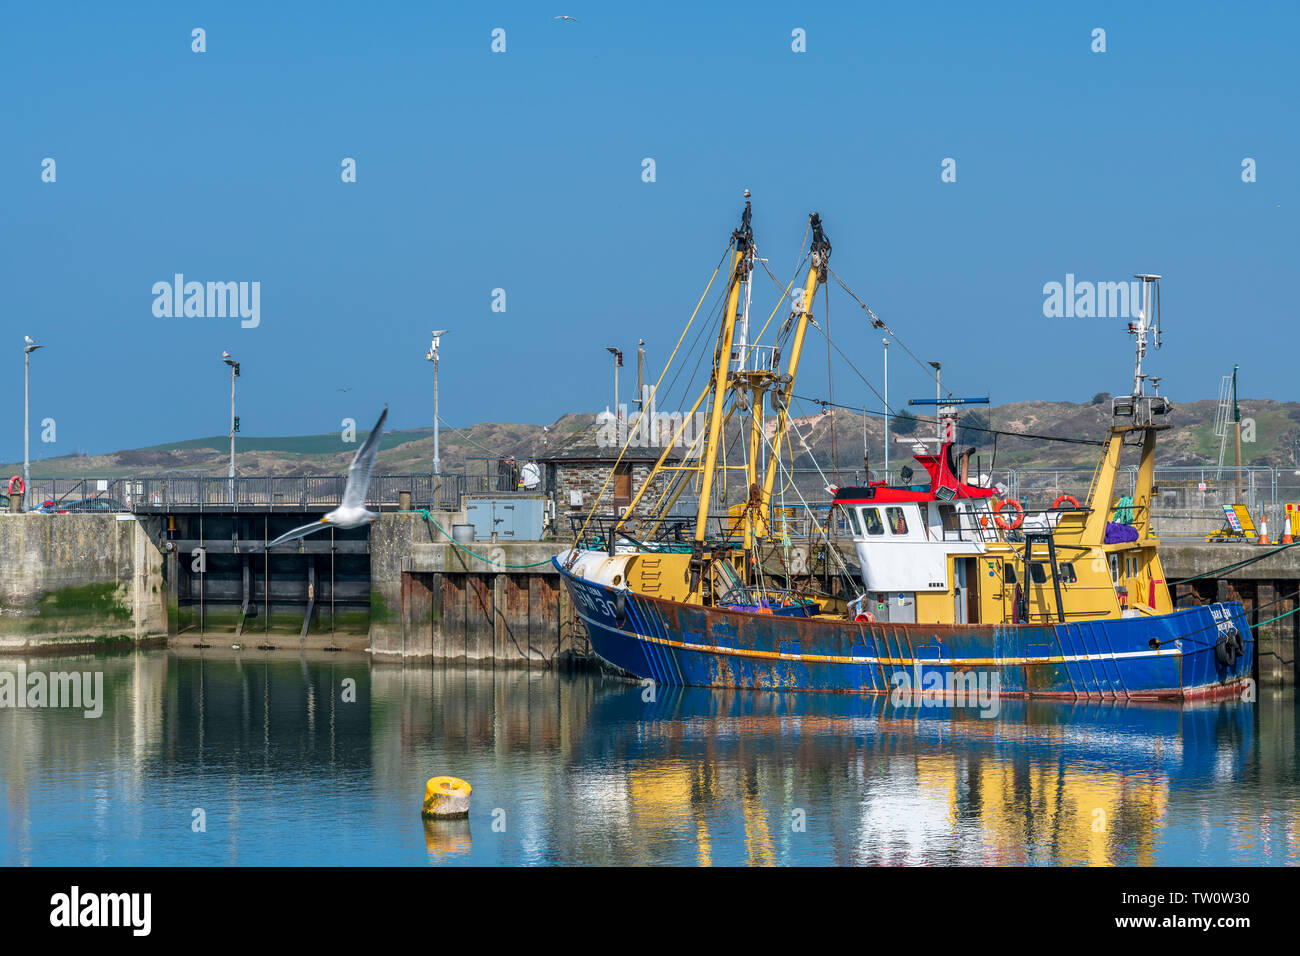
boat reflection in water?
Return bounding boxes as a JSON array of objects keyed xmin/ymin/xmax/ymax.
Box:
[
  {"xmin": 574, "ymin": 683, "xmax": 1265, "ymax": 866},
  {"xmin": 0, "ymin": 651, "xmax": 1290, "ymax": 866}
]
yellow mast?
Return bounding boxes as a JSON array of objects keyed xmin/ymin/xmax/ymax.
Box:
[
  {"xmin": 685, "ymin": 204, "xmax": 753, "ymax": 598},
  {"xmin": 741, "ymin": 380, "xmax": 765, "ymax": 550},
  {"xmin": 604, "ymin": 203, "xmax": 832, "ymax": 602},
  {"xmin": 614, "ymin": 379, "xmax": 712, "ymax": 537},
  {"xmin": 1082, "ymin": 276, "xmax": 1170, "ymax": 540},
  {"xmin": 1082, "ymin": 430, "xmax": 1124, "ymax": 544},
  {"xmin": 1074, "ymin": 274, "xmax": 1174, "ymax": 615},
  {"xmin": 693, "ymin": 246, "xmax": 750, "ymax": 546},
  {"xmin": 1131, "ymin": 428, "xmax": 1159, "ymax": 540},
  {"xmin": 755, "ymin": 214, "xmax": 831, "ymax": 533},
  {"xmin": 610, "ymin": 206, "xmax": 751, "ymax": 544}
]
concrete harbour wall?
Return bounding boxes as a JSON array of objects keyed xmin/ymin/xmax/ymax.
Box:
[
  {"xmin": 369, "ymin": 516, "xmax": 585, "ymax": 664},
  {"xmin": 1163, "ymin": 543, "xmax": 1300, "ymax": 687},
  {"xmin": 0, "ymin": 513, "xmax": 167, "ymax": 652}
]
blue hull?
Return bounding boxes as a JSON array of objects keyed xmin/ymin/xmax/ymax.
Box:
[{"xmin": 557, "ymin": 561, "xmax": 1254, "ymax": 701}]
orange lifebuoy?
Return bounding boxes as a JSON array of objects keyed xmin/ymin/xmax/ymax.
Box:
[
  {"xmin": 6, "ymin": 475, "xmax": 23, "ymax": 496},
  {"xmin": 1052, "ymin": 494, "xmax": 1080, "ymax": 511},
  {"xmin": 993, "ymin": 497, "xmax": 1025, "ymax": 531},
  {"xmin": 855, "ymin": 612, "xmax": 874, "ymax": 623}
]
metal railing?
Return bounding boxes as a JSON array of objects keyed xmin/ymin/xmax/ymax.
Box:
[
  {"xmin": 15, "ymin": 464, "xmax": 1300, "ymax": 536},
  {"xmin": 995, "ymin": 465, "xmax": 1296, "ymax": 539},
  {"xmin": 16, "ymin": 478, "xmax": 133, "ymax": 512},
  {"xmin": 13, "ymin": 470, "xmax": 546, "ymax": 514},
  {"xmin": 14, "ymin": 475, "xmax": 442, "ymax": 513}
]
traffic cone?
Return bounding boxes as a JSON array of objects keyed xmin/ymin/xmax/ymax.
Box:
[
  {"xmin": 1282, "ymin": 514, "xmax": 1294, "ymax": 545},
  {"xmin": 1258, "ymin": 513, "xmax": 1269, "ymax": 545}
]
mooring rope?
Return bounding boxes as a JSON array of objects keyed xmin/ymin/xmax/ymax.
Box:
[
  {"xmin": 1176, "ymin": 541, "xmax": 1300, "ymax": 584},
  {"xmin": 404, "ymin": 509, "xmax": 557, "ymax": 569}
]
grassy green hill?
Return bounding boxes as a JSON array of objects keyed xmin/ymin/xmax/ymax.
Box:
[{"xmin": 5, "ymin": 414, "xmax": 597, "ymax": 479}]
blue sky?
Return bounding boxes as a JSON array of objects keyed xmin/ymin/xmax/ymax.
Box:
[{"xmin": 3, "ymin": 1, "xmax": 1296, "ymax": 460}]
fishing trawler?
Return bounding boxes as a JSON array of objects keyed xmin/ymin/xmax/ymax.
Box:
[{"xmin": 555, "ymin": 201, "xmax": 1253, "ymax": 701}]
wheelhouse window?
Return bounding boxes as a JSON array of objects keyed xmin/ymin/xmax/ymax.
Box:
[
  {"xmin": 885, "ymin": 507, "xmax": 908, "ymax": 535},
  {"xmin": 1060, "ymin": 562, "xmax": 1077, "ymax": 584},
  {"xmin": 1109, "ymin": 554, "xmax": 1120, "ymax": 586},
  {"xmin": 1029, "ymin": 562, "xmax": 1048, "ymax": 585},
  {"xmin": 862, "ymin": 507, "xmax": 884, "ymax": 536},
  {"xmin": 939, "ymin": 504, "xmax": 960, "ymax": 535},
  {"xmin": 845, "ymin": 505, "xmax": 862, "ymax": 536}
]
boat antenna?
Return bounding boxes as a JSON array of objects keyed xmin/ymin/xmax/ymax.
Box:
[
  {"xmin": 1130, "ymin": 274, "xmax": 1161, "ymax": 398},
  {"xmin": 1112, "ymin": 274, "xmax": 1171, "ymax": 423}
]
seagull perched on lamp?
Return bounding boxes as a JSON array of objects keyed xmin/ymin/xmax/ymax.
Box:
[{"xmin": 253, "ymin": 406, "xmax": 388, "ymax": 551}]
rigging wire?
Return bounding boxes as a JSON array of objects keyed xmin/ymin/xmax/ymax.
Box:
[
  {"xmin": 827, "ymin": 266, "xmax": 953, "ymax": 399},
  {"xmin": 659, "ymin": 271, "xmax": 731, "ymax": 414},
  {"xmin": 791, "ymin": 394, "xmax": 1105, "ymax": 447},
  {"xmin": 748, "ymin": 246, "xmax": 808, "ymax": 350},
  {"xmin": 752, "ymin": 249, "xmax": 809, "ymax": 351},
  {"xmin": 431, "ymin": 416, "xmax": 509, "ymax": 461},
  {"xmin": 755, "ymin": 414, "xmax": 862, "ymax": 599},
  {"xmin": 792, "ymin": 296, "xmax": 896, "ymax": 415},
  {"xmin": 824, "ymin": 278, "xmax": 839, "ymax": 477},
  {"xmin": 569, "ymin": 239, "xmax": 732, "ymax": 552},
  {"xmin": 1159, "ymin": 586, "xmax": 1299, "ymax": 650}
]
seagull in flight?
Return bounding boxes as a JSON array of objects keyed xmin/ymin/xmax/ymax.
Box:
[
  {"xmin": 254, "ymin": 406, "xmax": 388, "ymax": 551},
  {"xmin": 553, "ymin": 15, "xmax": 579, "ymax": 22}
]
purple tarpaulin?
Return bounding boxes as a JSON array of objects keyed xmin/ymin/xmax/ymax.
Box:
[{"xmin": 1104, "ymin": 521, "xmax": 1139, "ymax": 544}]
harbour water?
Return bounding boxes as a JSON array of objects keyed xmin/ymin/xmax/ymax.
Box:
[{"xmin": 1, "ymin": 649, "xmax": 1296, "ymax": 866}]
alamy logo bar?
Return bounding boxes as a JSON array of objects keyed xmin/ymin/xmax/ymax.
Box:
[
  {"xmin": 152, "ymin": 274, "xmax": 261, "ymax": 328},
  {"xmin": 1042, "ymin": 275, "xmax": 1146, "ymax": 319},
  {"xmin": 0, "ymin": 664, "xmax": 104, "ymax": 718},
  {"xmin": 49, "ymin": 886, "xmax": 151, "ymax": 936}
]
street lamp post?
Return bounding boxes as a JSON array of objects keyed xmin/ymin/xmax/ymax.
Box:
[
  {"xmin": 222, "ymin": 352, "xmax": 240, "ymax": 502},
  {"xmin": 23, "ymin": 336, "xmax": 43, "ymax": 510},
  {"xmin": 428, "ymin": 330, "xmax": 449, "ymax": 496},
  {"xmin": 605, "ymin": 347, "xmax": 622, "ymax": 418},
  {"xmin": 882, "ymin": 339, "xmax": 890, "ymax": 477},
  {"xmin": 636, "ymin": 339, "xmax": 646, "ymax": 413}
]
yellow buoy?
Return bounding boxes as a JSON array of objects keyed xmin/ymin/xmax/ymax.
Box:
[{"xmin": 422, "ymin": 776, "xmax": 472, "ymax": 819}]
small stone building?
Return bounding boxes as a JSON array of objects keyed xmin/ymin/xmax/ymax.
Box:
[{"xmin": 538, "ymin": 445, "xmax": 682, "ymax": 534}]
